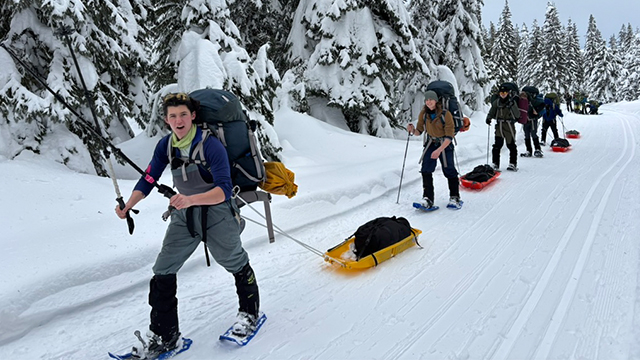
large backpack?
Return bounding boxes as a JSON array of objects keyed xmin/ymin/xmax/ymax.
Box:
[
  {"xmin": 522, "ymin": 86, "xmax": 539, "ymax": 100},
  {"xmin": 185, "ymin": 89, "xmax": 266, "ymax": 192},
  {"xmin": 545, "ymin": 92, "xmax": 561, "ymax": 106},
  {"xmin": 426, "ymin": 80, "xmax": 467, "ymax": 135},
  {"xmin": 522, "ymin": 86, "xmax": 545, "ymax": 118},
  {"xmin": 489, "ymin": 82, "xmax": 519, "ymax": 104}
]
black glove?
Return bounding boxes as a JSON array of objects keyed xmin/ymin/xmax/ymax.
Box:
[{"xmin": 486, "ymin": 118, "xmax": 492, "ymax": 125}]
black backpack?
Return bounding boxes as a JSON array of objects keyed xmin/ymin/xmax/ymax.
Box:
[
  {"xmin": 353, "ymin": 217, "xmax": 413, "ymax": 260},
  {"xmin": 490, "ymin": 82, "xmax": 519, "ymax": 103},
  {"xmin": 426, "ymin": 80, "xmax": 464, "ymax": 135},
  {"xmin": 185, "ymin": 89, "xmax": 266, "ymax": 192}
]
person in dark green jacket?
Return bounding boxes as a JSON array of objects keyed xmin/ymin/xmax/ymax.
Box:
[{"xmin": 486, "ymin": 84, "xmax": 521, "ymax": 171}]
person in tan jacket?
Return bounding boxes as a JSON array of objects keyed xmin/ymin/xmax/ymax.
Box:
[{"xmin": 407, "ymin": 90, "xmax": 461, "ymax": 210}]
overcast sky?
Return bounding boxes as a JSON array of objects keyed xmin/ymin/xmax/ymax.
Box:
[{"xmin": 481, "ymin": 0, "xmax": 639, "ymax": 43}]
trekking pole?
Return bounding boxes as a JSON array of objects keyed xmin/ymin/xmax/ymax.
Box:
[
  {"xmin": 1, "ymin": 41, "xmax": 178, "ymax": 224},
  {"xmin": 559, "ymin": 116, "xmax": 567, "ymax": 139},
  {"xmin": 56, "ymin": 26, "xmax": 139, "ymax": 234},
  {"xmin": 396, "ymin": 131, "xmax": 411, "ymax": 204}
]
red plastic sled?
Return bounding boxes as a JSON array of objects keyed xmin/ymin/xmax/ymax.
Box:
[
  {"xmin": 552, "ymin": 146, "xmax": 571, "ymax": 152},
  {"xmin": 566, "ymin": 133, "xmax": 580, "ymax": 139},
  {"xmin": 461, "ymin": 171, "xmax": 501, "ymax": 190}
]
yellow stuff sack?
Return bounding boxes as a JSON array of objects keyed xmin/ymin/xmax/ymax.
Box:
[{"xmin": 259, "ymin": 162, "xmax": 298, "ymax": 198}]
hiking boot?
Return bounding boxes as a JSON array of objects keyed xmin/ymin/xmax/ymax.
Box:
[
  {"xmin": 520, "ymin": 151, "xmax": 532, "ymax": 157},
  {"xmin": 420, "ymin": 197, "xmax": 435, "ymax": 209},
  {"xmin": 534, "ymin": 149, "xmax": 543, "ymax": 158},
  {"xmin": 131, "ymin": 330, "xmax": 180, "ymax": 359},
  {"xmin": 447, "ymin": 196, "xmax": 463, "ymax": 210},
  {"xmin": 232, "ymin": 311, "xmax": 258, "ymax": 337},
  {"xmin": 507, "ymin": 163, "xmax": 518, "ymax": 172}
]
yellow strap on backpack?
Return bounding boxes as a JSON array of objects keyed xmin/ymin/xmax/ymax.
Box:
[{"xmin": 259, "ymin": 162, "xmax": 298, "ymax": 198}]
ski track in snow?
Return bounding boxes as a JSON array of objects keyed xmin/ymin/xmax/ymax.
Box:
[{"xmin": 2, "ymin": 106, "xmax": 640, "ymax": 359}]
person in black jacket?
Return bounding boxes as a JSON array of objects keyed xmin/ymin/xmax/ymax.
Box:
[
  {"xmin": 522, "ymin": 91, "xmax": 544, "ymax": 158},
  {"xmin": 540, "ymin": 97, "xmax": 563, "ymax": 145}
]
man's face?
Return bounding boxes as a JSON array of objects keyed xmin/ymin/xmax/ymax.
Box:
[{"xmin": 165, "ymin": 104, "xmax": 195, "ymax": 139}]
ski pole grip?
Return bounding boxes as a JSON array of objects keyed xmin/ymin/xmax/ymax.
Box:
[
  {"xmin": 117, "ymin": 197, "xmax": 136, "ymax": 235},
  {"xmin": 157, "ymin": 184, "xmax": 177, "ymax": 221}
]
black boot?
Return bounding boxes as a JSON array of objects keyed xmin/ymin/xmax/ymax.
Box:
[
  {"xmin": 149, "ymin": 274, "xmax": 180, "ymax": 346},
  {"xmin": 233, "ymin": 263, "xmax": 259, "ymax": 317},
  {"xmin": 524, "ymin": 137, "xmax": 533, "ymax": 154},
  {"xmin": 447, "ymin": 177, "xmax": 460, "ymax": 198},
  {"xmin": 492, "ymin": 137, "xmax": 504, "ymax": 169},
  {"xmin": 421, "ymin": 172, "xmax": 434, "ymax": 202},
  {"xmin": 533, "ymin": 137, "xmax": 541, "ymax": 151}
]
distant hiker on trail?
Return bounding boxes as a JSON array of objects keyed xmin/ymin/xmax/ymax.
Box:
[
  {"xmin": 564, "ymin": 92, "xmax": 573, "ymax": 112},
  {"xmin": 406, "ymin": 90, "xmax": 462, "ymax": 210},
  {"xmin": 486, "ymin": 83, "xmax": 520, "ymax": 171},
  {"xmin": 521, "ymin": 87, "xmax": 544, "ymax": 158},
  {"xmin": 540, "ymin": 96, "xmax": 563, "ymax": 145},
  {"xmin": 115, "ymin": 93, "xmax": 260, "ymax": 359}
]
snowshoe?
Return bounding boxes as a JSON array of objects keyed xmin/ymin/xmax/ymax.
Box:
[
  {"xmin": 109, "ymin": 330, "xmax": 189, "ymax": 360},
  {"xmin": 506, "ymin": 163, "xmax": 518, "ymax": 172},
  {"xmin": 534, "ymin": 149, "xmax": 543, "ymax": 158},
  {"xmin": 220, "ymin": 312, "xmax": 267, "ymax": 346},
  {"xmin": 520, "ymin": 152, "xmax": 532, "ymax": 157},
  {"xmin": 413, "ymin": 198, "xmax": 439, "ymax": 212},
  {"xmin": 446, "ymin": 196, "xmax": 463, "ymax": 210}
]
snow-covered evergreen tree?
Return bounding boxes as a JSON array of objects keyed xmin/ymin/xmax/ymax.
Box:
[
  {"xmin": 286, "ymin": 0, "xmax": 425, "ymax": 137},
  {"xmin": 228, "ymin": 0, "xmax": 296, "ymax": 75},
  {"xmin": 564, "ymin": 19, "xmax": 583, "ymax": 93},
  {"xmin": 482, "ymin": 22, "xmax": 497, "ymax": 81},
  {"xmin": 0, "ymin": 0, "xmax": 150, "ymax": 175},
  {"xmin": 148, "ymin": 0, "xmax": 282, "ymax": 161},
  {"xmin": 490, "ymin": 1, "xmax": 517, "ymax": 87},
  {"xmin": 398, "ymin": 0, "xmax": 438, "ymax": 123},
  {"xmin": 146, "ymin": 0, "xmax": 184, "ymax": 90},
  {"xmin": 618, "ymin": 30, "xmax": 640, "ymax": 101},
  {"xmin": 516, "ymin": 23, "xmax": 529, "ymax": 86},
  {"xmin": 432, "ymin": 0, "xmax": 490, "ymax": 110},
  {"xmin": 583, "ymin": 15, "xmax": 618, "ymax": 102},
  {"xmin": 538, "ymin": 3, "xmax": 566, "ymax": 94}
]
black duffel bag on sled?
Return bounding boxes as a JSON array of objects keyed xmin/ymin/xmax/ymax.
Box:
[{"xmin": 353, "ymin": 216, "xmax": 413, "ymax": 260}]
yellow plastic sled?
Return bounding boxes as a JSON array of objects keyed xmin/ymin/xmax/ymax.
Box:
[{"xmin": 324, "ymin": 228, "xmax": 422, "ymax": 270}]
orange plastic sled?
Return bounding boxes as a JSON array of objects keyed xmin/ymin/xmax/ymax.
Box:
[{"xmin": 460, "ymin": 171, "xmax": 501, "ymax": 190}]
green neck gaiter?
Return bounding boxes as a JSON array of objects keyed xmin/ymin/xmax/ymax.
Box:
[{"xmin": 171, "ymin": 124, "xmax": 197, "ymax": 152}]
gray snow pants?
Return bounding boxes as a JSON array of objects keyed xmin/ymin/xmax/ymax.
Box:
[{"xmin": 153, "ymin": 200, "xmax": 249, "ymax": 275}]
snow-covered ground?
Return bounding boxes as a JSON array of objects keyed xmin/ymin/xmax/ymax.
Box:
[{"xmin": 1, "ymin": 101, "xmax": 640, "ymax": 359}]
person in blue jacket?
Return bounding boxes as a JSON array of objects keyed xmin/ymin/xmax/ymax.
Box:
[{"xmin": 115, "ymin": 93, "xmax": 259, "ymax": 358}]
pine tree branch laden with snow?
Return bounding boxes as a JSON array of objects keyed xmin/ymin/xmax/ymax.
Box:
[
  {"xmin": 288, "ymin": 0, "xmax": 425, "ymax": 137},
  {"xmin": 147, "ymin": 0, "xmax": 282, "ymax": 161},
  {"xmin": 1, "ymin": 0, "xmax": 150, "ymax": 174}
]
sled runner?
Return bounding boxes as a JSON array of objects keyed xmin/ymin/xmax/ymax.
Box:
[
  {"xmin": 460, "ymin": 164, "xmax": 500, "ymax": 190},
  {"xmin": 324, "ymin": 228, "xmax": 422, "ymax": 270},
  {"xmin": 565, "ymin": 130, "xmax": 581, "ymax": 139}
]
